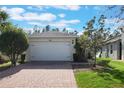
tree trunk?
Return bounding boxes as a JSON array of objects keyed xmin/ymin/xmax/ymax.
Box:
[
  {"xmin": 93, "ymin": 47, "xmax": 96, "ymax": 67},
  {"xmin": 13, "ymin": 60, "xmax": 16, "ymax": 66},
  {"xmin": 11, "ymin": 54, "xmax": 17, "ymax": 67},
  {"xmin": 11, "ymin": 59, "xmax": 16, "ymax": 67}
]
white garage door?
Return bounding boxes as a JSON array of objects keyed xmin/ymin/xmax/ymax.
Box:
[{"xmin": 30, "ymin": 42, "xmax": 72, "ymax": 61}]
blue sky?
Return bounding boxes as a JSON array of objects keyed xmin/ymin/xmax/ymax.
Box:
[{"xmin": 0, "ymin": 5, "xmax": 121, "ymax": 34}]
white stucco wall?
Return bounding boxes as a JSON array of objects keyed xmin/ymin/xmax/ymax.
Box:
[
  {"xmin": 101, "ymin": 40, "xmax": 121, "ymax": 60},
  {"xmin": 101, "ymin": 45, "xmax": 106, "ymax": 58}
]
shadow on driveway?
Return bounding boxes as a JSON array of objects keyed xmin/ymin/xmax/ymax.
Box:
[{"xmin": 0, "ymin": 61, "xmax": 72, "ymax": 79}]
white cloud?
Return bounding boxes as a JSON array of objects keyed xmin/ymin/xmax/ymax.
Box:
[
  {"xmin": 49, "ymin": 5, "xmax": 80, "ymax": 11},
  {"xmin": 105, "ymin": 18, "xmax": 124, "ymax": 32},
  {"xmin": 58, "ymin": 13, "xmax": 65, "ymax": 18},
  {"xmin": 59, "ymin": 19, "xmax": 80, "ymax": 24},
  {"xmin": 66, "ymin": 5, "xmax": 80, "ymax": 10},
  {"xmin": 27, "ymin": 5, "xmax": 80, "ymax": 11},
  {"xmin": 22, "ymin": 12, "xmax": 56, "ymax": 21},
  {"xmin": 1, "ymin": 7, "xmax": 25, "ymax": 14},
  {"xmin": 1, "ymin": 7, "xmax": 56, "ymax": 22},
  {"xmin": 93, "ymin": 6, "xmax": 101, "ymax": 10},
  {"xmin": 1, "ymin": 7, "xmax": 25, "ymax": 20},
  {"xmin": 32, "ymin": 5, "xmax": 44, "ymax": 10},
  {"xmin": 77, "ymin": 31, "xmax": 83, "ymax": 36},
  {"xmin": 1, "ymin": 6, "xmax": 80, "ymax": 22},
  {"xmin": 105, "ymin": 18, "xmax": 124, "ymax": 24},
  {"xmin": 27, "ymin": 6, "xmax": 46, "ymax": 11},
  {"xmin": 51, "ymin": 22, "xmax": 67, "ymax": 27},
  {"xmin": 28, "ymin": 21, "xmax": 67, "ymax": 27},
  {"xmin": 84, "ymin": 6, "xmax": 88, "ymax": 9},
  {"xmin": 28, "ymin": 22, "xmax": 42, "ymax": 26},
  {"xmin": 66, "ymin": 27, "xmax": 75, "ymax": 31},
  {"xmin": 28, "ymin": 19, "xmax": 80, "ymax": 28},
  {"xmin": 27, "ymin": 6, "xmax": 33, "ymax": 10}
]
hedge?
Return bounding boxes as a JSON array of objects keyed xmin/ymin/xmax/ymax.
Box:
[{"xmin": 96, "ymin": 58, "xmax": 112, "ymax": 66}]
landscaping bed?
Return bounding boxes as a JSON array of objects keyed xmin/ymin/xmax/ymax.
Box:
[
  {"xmin": 0, "ymin": 62, "xmax": 11, "ymax": 71},
  {"xmin": 74, "ymin": 58, "xmax": 124, "ymax": 88},
  {"xmin": 72, "ymin": 62, "xmax": 90, "ymax": 69}
]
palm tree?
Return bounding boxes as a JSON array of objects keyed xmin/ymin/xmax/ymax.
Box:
[
  {"xmin": 0, "ymin": 9, "xmax": 10, "ymax": 32},
  {"xmin": 62, "ymin": 28, "xmax": 66, "ymax": 32},
  {"xmin": 0, "ymin": 10, "xmax": 9, "ymax": 22},
  {"xmin": 45, "ymin": 25, "xmax": 50, "ymax": 32}
]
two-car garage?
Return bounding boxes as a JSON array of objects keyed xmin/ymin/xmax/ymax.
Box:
[
  {"xmin": 27, "ymin": 31, "xmax": 77, "ymax": 62},
  {"xmin": 30, "ymin": 41, "xmax": 72, "ymax": 61}
]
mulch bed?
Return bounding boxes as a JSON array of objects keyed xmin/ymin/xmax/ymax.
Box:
[
  {"xmin": 71, "ymin": 62, "xmax": 91, "ymax": 71},
  {"xmin": 0, "ymin": 66, "xmax": 11, "ymax": 72},
  {"xmin": 72, "ymin": 62, "xmax": 104, "ymax": 72}
]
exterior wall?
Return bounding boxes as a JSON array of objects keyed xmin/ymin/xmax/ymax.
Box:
[
  {"xmin": 122, "ymin": 32, "xmax": 124, "ymax": 60},
  {"xmin": 101, "ymin": 45, "xmax": 106, "ymax": 58},
  {"xmin": 26, "ymin": 37, "xmax": 76, "ymax": 61},
  {"xmin": 101, "ymin": 40, "xmax": 121, "ymax": 60}
]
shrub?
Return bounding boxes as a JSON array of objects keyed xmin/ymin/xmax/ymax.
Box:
[
  {"xmin": 0, "ymin": 55, "xmax": 4, "ymax": 64},
  {"xmin": 0, "ymin": 54, "xmax": 10, "ymax": 64},
  {"xmin": 96, "ymin": 58, "xmax": 112, "ymax": 66}
]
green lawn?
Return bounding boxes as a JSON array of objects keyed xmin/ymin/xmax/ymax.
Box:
[{"xmin": 74, "ymin": 60, "xmax": 124, "ymax": 88}]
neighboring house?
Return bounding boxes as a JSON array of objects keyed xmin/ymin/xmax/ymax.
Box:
[
  {"xmin": 26, "ymin": 31, "xmax": 77, "ymax": 61},
  {"xmin": 101, "ymin": 32, "xmax": 124, "ymax": 60}
]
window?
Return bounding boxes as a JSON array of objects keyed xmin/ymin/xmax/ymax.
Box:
[{"xmin": 110, "ymin": 44, "xmax": 113, "ymax": 54}]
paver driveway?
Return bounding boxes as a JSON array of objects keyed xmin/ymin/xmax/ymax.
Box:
[{"xmin": 0, "ymin": 62, "xmax": 77, "ymax": 88}]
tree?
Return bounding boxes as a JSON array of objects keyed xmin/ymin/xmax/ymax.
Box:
[
  {"xmin": 1, "ymin": 23, "xmax": 15, "ymax": 32},
  {"xmin": 0, "ymin": 9, "xmax": 11, "ymax": 32},
  {"xmin": 0, "ymin": 27, "xmax": 29, "ymax": 66},
  {"xmin": 0, "ymin": 9, "xmax": 9, "ymax": 23},
  {"xmin": 33, "ymin": 25, "xmax": 41, "ymax": 33},
  {"xmin": 107, "ymin": 6, "xmax": 124, "ymax": 18},
  {"xmin": 52, "ymin": 28, "xmax": 56, "ymax": 31},
  {"xmin": 105, "ymin": 6, "xmax": 124, "ymax": 34},
  {"xmin": 82, "ymin": 15, "xmax": 110, "ymax": 67},
  {"xmin": 62, "ymin": 28, "xmax": 66, "ymax": 32},
  {"xmin": 45, "ymin": 25, "xmax": 50, "ymax": 31},
  {"xmin": 56, "ymin": 28, "xmax": 59, "ymax": 32},
  {"xmin": 74, "ymin": 30, "xmax": 78, "ymax": 35},
  {"xmin": 74, "ymin": 30, "xmax": 91, "ymax": 61},
  {"xmin": 109, "ymin": 29, "xmax": 121, "ymax": 38}
]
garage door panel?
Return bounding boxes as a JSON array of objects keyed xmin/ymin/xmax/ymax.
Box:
[{"xmin": 30, "ymin": 42, "xmax": 72, "ymax": 61}]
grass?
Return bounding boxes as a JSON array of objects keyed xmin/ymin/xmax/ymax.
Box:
[
  {"xmin": 74, "ymin": 60, "xmax": 124, "ymax": 88},
  {"xmin": 109, "ymin": 60, "xmax": 124, "ymax": 71},
  {"xmin": 0, "ymin": 62, "xmax": 11, "ymax": 71}
]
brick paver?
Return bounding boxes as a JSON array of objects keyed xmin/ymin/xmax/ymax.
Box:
[{"xmin": 0, "ymin": 62, "xmax": 77, "ymax": 88}]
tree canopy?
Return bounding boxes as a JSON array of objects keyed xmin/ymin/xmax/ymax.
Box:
[
  {"xmin": 75, "ymin": 15, "xmax": 110, "ymax": 66},
  {"xmin": 0, "ymin": 27, "xmax": 29, "ymax": 66},
  {"xmin": 0, "ymin": 9, "xmax": 12, "ymax": 32}
]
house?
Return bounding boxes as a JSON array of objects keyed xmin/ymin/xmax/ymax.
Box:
[
  {"xmin": 26, "ymin": 31, "xmax": 77, "ymax": 62},
  {"xmin": 101, "ymin": 32, "xmax": 124, "ymax": 60}
]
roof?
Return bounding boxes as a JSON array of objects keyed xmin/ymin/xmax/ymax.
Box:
[
  {"xmin": 104, "ymin": 34, "xmax": 122, "ymax": 44},
  {"xmin": 29, "ymin": 31, "xmax": 78, "ymax": 38}
]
